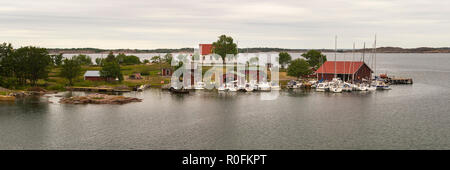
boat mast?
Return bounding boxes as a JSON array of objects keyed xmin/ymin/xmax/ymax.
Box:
[
  {"xmin": 374, "ymin": 34, "xmax": 377, "ymax": 79},
  {"xmin": 343, "ymin": 46, "xmax": 346, "ymax": 82},
  {"xmin": 362, "ymin": 42, "xmax": 366, "ymax": 63},
  {"xmin": 352, "ymin": 43, "xmax": 355, "ymax": 83},
  {"xmin": 334, "ymin": 35, "xmax": 337, "ymax": 79}
]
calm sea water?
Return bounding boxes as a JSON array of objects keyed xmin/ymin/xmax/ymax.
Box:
[{"xmin": 1, "ymin": 53, "xmax": 450, "ymax": 149}]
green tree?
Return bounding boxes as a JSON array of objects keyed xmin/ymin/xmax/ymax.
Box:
[
  {"xmin": 143, "ymin": 59, "xmax": 150, "ymax": 64},
  {"xmin": 151, "ymin": 56, "xmax": 161, "ymax": 63},
  {"xmin": 278, "ymin": 52, "xmax": 292, "ymax": 69},
  {"xmin": 60, "ymin": 58, "xmax": 81, "ymax": 86},
  {"xmin": 73, "ymin": 54, "xmax": 93, "ymax": 65},
  {"xmin": 51, "ymin": 53, "xmax": 64, "ymax": 66},
  {"xmin": 301, "ymin": 50, "xmax": 327, "ymax": 69},
  {"xmin": 14, "ymin": 46, "xmax": 52, "ymax": 86},
  {"xmin": 163, "ymin": 53, "xmax": 173, "ymax": 63},
  {"xmin": 116, "ymin": 53, "xmax": 141, "ymax": 65},
  {"xmin": 1, "ymin": 43, "xmax": 27, "ymax": 85},
  {"xmin": 212, "ymin": 35, "xmax": 238, "ymax": 64},
  {"xmin": 105, "ymin": 51, "xmax": 116, "ymax": 62},
  {"xmin": 0, "ymin": 43, "xmax": 14, "ymax": 75},
  {"xmin": 287, "ymin": 58, "xmax": 312, "ymax": 78},
  {"xmin": 100, "ymin": 61, "xmax": 123, "ymax": 82},
  {"xmin": 0, "ymin": 43, "xmax": 14, "ymax": 87},
  {"xmin": 95, "ymin": 58, "xmax": 104, "ymax": 66}
]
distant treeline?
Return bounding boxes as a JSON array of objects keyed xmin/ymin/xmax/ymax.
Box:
[{"xmin": 47, "ymin": 47, "xmax": 450, "ymax": 54}]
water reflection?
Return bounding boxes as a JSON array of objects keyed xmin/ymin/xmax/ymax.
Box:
[{"xmin": 1, "ymin": 53, "xmax": 450, "ymax": 149}]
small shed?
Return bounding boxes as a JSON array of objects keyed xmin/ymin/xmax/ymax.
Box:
[
  {"xmin": 161, "ymin": 68, "xmax": 173, "ymax": 77},
  {"xmin": 84, "ymin": 71, "xmax": 104, "ymax": 81}
]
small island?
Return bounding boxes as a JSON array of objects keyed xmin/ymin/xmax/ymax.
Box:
[{"xmin": 59, "ymin": 94, "xmax": 142, "ymax": 104}]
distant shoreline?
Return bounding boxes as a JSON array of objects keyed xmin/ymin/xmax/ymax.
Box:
[{"xmin": 47, "ymin": 47, "xmax": 450, "ymax": 54}]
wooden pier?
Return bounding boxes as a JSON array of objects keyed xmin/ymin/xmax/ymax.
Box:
[{"xmin": 387, "ymin": 78, "xmax": 413, "ymax": 85}]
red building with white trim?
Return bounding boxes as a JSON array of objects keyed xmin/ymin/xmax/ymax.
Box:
[{"xmin": 199, "ymin": 44, "xmax": 213, "ymax": 55}]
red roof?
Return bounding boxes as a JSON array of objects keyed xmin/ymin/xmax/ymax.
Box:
[
  {"xmin": 315, "ymin": 61, "xmax": 372, "ymax": 74},
  {"xmin": 199, "ymin": 44, "xmax": 213, "ymax": 55}
]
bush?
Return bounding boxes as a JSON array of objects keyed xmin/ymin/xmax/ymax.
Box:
[
  {"xmin": 46, "ymin": 84, "xmax": 65, "ymax": 91},
  {"xmin": 140, "ymin": 72, "xmax": 150, "ymax": 76},
  {"xmin": 72, "ymin": 54, "xmax": 93, "ymax": 65}
]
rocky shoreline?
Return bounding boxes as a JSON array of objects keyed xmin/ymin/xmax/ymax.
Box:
[{"xmin": 59, "ymin": 93, "xmax": 142, "ymax": 104}]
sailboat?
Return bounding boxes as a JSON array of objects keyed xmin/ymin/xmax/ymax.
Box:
[
  {"xmin": 329, "ymin": 36, "xmax": 343, "ymax": 93},
  {"xmin": 270, "ymin": 81, "xmax": 281, "ymax": 90},
  {"xmin": 258, "ymin": 81, "xmax": 271, "ymax": 91},
  {"xmin": 194, "ymin": 81, "xmax": 205, "ymax": 90}
]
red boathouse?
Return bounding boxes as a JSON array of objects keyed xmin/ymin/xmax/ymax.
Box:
[{"xmin": 315, "ymin": 61, "xmax": 373, "ymax": 82}]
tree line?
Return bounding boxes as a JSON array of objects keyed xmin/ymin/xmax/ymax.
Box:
[
  {"xmin": 0, "ymin": 43, "xmax": 54, "ymax": 88},
  {"xmin": 280, "ymin": 50, "xmax": 327, "ymax": 78},
  {"xmin": 0, "ymin": 43, "xmax": 149, "ymax": 88}
]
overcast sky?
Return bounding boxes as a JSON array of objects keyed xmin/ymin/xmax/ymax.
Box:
[{"xmin": 1, "ymin": 0, "xmax": 449, "ymax": 49}]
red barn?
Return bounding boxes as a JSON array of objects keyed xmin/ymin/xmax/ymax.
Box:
[
  {"xmin": 315, "ymin": 61, "xmax": 373, "ymax": 82},
  {"xmin": 84, "ymin": 71, "xmax": 104, "ymax": 81},
  {"xmin": 84, "ymin": 70, "xmax": 116, "ymax": 81},
  {"xmin": 199, "ymin": 44, "xmax": 213, "ymax": 55}
]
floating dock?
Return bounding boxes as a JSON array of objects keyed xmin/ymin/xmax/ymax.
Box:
[{"xmin": 387, "ymin": 78, "xmax": 413, "ymax": 85}]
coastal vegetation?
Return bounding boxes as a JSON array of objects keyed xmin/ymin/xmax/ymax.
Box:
[
  {"xmin": 60, "ymin": 58, "xmax": 82, "ymax": 86},
  {"xmin": 0, "ymin": 40, "xmax": 309, "ymax": 92},
  {"xmin": 287, "ymin": 59, "xmax": 312, "ymax": 78},
  {"xmin": 0, "ymin": 42, "xmax": 172, "ymax": 92},
  {"xmin": 72, "ymin": 54, "xmax": 93, "ymax": 65},
  {"xmin": 0, "ymin": 43, "xmax": 53, "ymax": 88},
  {"xmin": 212, "ymin": 35, "xmax": 238, "ymax": 64},
  {"xmin": 301, "ymin": 50, "xmax": 327, "ymax": 69},
  {"xmin": 278, "ymin": 52, "xmax": 292, "ymax": 69},
  {"xmin": 286, "ymin": 50, "xmax": 327, "ymax": 78}
]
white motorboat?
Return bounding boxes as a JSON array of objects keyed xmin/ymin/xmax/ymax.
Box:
[
  {"xmin": 316, "ymin": 82, "xmax": 329, "ymax": 92},
  {"xmin": 217, "ymin": 84, "xmax": 227, "ymax": 91},
  {"xmin": 270, "ymin": 82, "xmax": 281, "ymax": 90},
  {"xmin": 258, "ymin": 82, "xmax": 271, "ymax": 91},
  {"xmin": 237, "ymin": 84, "xmax": 246, "ymax": 92},
  {"xmin": 228, "ymin": 86, "xmax": 237, "ymax": 92},
  {"xmin": 367, "ymin": 85, "xmax": 377, "ymax": 91},
  {"xmin": 287, "ymin": 80, "xmax": 302, "ymax": 89},
  {"xmin": 342, "ymin": 82, "xmax": 353, "ymax": 92},
  {"xmin": 244, "ymin": 83, "xmax": 254, "ymax": 92},
  {"xmin": 359, "ymin": 83, "xmax": 368, "ymax": 91},
  {"xmin": 329, "ymin": 84, "xmax": 343, "ymax": 93},
  {"xmin": 194, "ymin": 82, "xmax": 205, "ymax": 90},
  {"xmin": 375, "ymin": 80, "xmax": 391, "ymax": 90},
  {"xmin": 227, "ymin": 81, "xmax": 238, "ymax": 92}
]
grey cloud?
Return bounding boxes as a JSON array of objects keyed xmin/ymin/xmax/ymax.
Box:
[{"xmin": 1, "ymin": 0, "xmax": 449, "ymax": 49}]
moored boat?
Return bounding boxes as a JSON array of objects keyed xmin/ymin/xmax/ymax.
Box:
[
  {"xmin": 316, "ymin": 82, "xmax": 329, "ymax": 92},
  {"xmin": 258, "ymin": 82, "xmax": 271, "ymax": 91}
]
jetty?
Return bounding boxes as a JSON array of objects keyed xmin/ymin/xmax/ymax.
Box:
[
  {"xmin": 387, "ymin": 77, "xmax": 413, "ymax": 85},
  {"xmin": 67, "ymin": 86, "xmax": 131, "ymax": 92}
]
